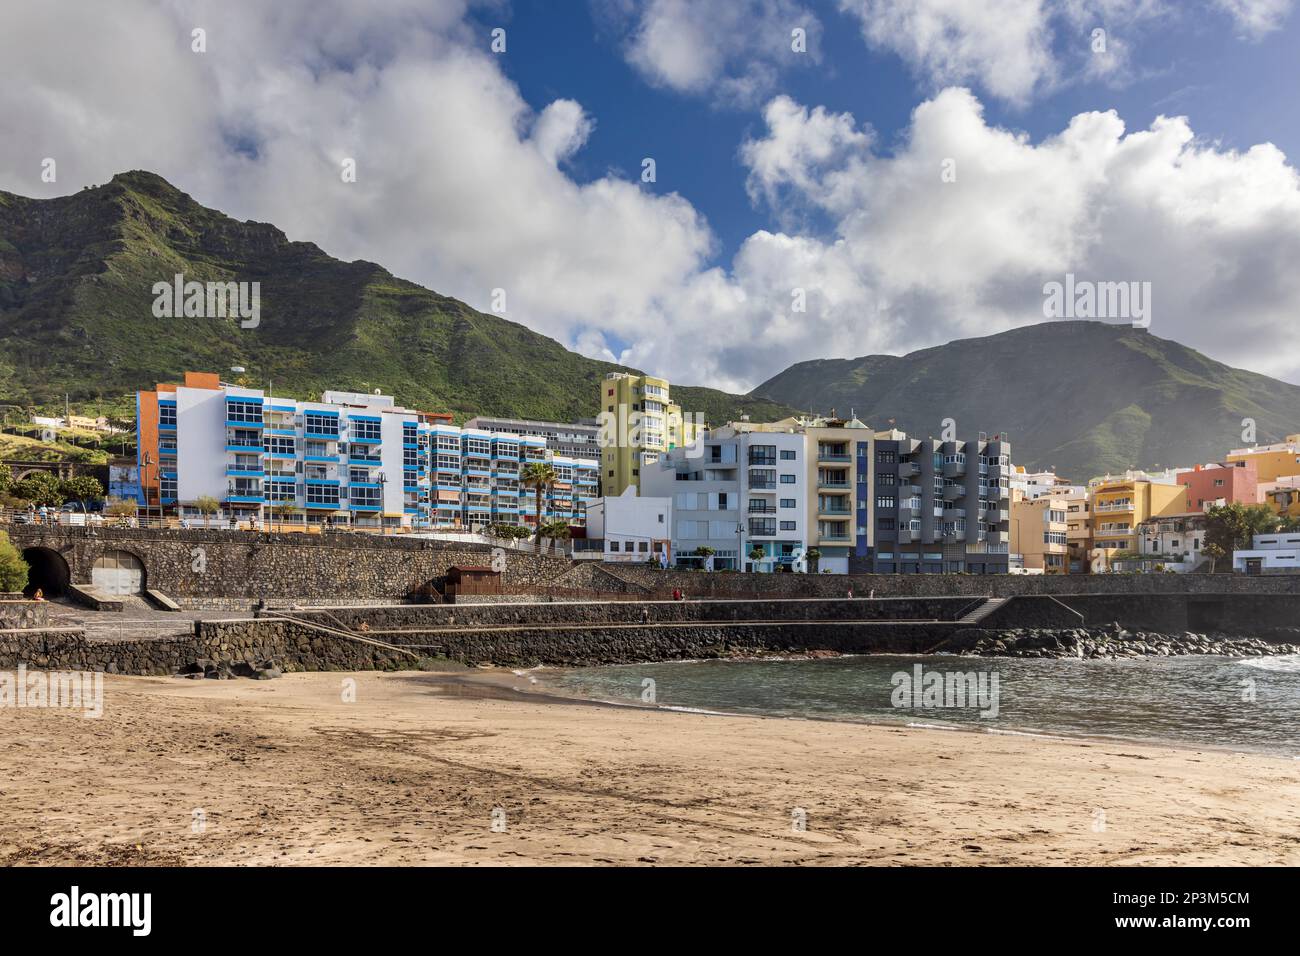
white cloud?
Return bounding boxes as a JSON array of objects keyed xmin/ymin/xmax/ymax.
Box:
[
  {"xmin": 838, "ymin": 0, "xmax": 1059, "ymax": 106},
  {"xmin": 595, "ymin": 0, "xmax": 823, "ymax": 106},
  {"xmin": 1214, "ymin": 0, "xmax": 1294, "ymax": 37},
  {"xmin": 838, "ymin": 0, "xmax": 1289, "ymax": 106},
  {"xmin": 2, "ymin": 0, "xmax": 1299, "ymax": 401},
  {"xmin": 720, "ymin": 86, "xmax": 1300, "ymax": 388}
]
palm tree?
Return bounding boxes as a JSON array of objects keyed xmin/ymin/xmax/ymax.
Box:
[{"xmin": 520, "ymin": 461, "xmax": 559, "ymax": 550}]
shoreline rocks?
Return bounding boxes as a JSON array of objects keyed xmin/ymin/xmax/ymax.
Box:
[{"xmin": 940, "ymin": 623, "xmax": 1300, "ymax": 659}]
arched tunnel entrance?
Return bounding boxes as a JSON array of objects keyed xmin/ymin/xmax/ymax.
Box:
[{"xmin": 21, "ymin": 547, "xmax": 71, "ymax": 598}]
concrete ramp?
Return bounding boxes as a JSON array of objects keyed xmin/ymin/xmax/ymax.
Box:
[{"xmin": 145, "ymin": 589, "xmax": 182, "ymax": 611}]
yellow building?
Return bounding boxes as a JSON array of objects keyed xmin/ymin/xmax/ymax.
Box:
[
  {"xmin": 1261, "ymin": 481, "xmax": 1300, "ymax": 521},
  {"xmin": 1010, "ymin": 490, "xmax": 1069, "ymax": 573},
  {"xmin": 1061, "ymin": 488, "xmax": 1092, "ymax": 573},
  {"xmin": 598, "ymin": 372, "xmax": 699, "ymax": 496},
  {"xmin": 1227, "ymin": 436, "xmax": 1300, "ymax": 483},
  {"xmin": 1088, "ymin": 478, "xmax": 1187, "ymax": 555}
]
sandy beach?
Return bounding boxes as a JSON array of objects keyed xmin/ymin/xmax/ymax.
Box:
[{"xmin": 2, "ymin": 669, "xmax": 1298, "ymax": 866}]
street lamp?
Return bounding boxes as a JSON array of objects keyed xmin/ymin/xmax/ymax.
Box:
[
  {"xmin": 142, "ymin": 451, "xmax": 154, "ymax": 528},
  {"xmin": 376, "ymin": 471, "xmax": 388, "ymax": 534}
]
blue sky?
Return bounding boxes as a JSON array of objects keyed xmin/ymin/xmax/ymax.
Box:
[
  {"xmin": 493, "ymin": 0, "xmax": 1300, "ymax": 268},
  {"xmin": 3, "ymin": 0, "xmax": 1299, "ymax": 390}
]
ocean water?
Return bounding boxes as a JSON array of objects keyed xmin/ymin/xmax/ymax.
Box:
[{"xmin": 538, "ymin": 653, "xmax": 1300, "ymax": 757}]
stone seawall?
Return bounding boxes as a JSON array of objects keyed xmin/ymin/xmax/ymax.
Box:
[
  {"xmin": 204, "ymin": 617, "xmax": 962, "ymax": 669},
  {"xmin": 8, "ymin": 526, "xmax": 575, "ymax": 601},
  {"xmin": 601, "ymin": 566, "xmax": 1300, "ymax": 597},
  {"xmin": 0, "ymin": 628, "xmax": 203, "ymax": 675},
  {"xmin": 278, "ymin": 596, "xmax": 984, "ymax": 630},
  {"xmin": 0, "ymin": 600, "xmax": 48, "ymax": 629}
]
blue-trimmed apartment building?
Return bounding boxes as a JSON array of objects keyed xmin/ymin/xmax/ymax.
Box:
[{"xmin": 137, "ymin": 372, "xmax": 597, "ymax": 530}]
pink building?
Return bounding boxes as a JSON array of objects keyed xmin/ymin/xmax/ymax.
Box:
[{"xmin": 1177, "ymin": 460, "xmax": 1257, "ymax": 511}]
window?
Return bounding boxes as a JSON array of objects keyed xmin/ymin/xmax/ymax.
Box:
[
  {"xmin": 780, "ymin": 498, "xmax": 796, "ymax": 509},
  {"xmin": 265, "ymin": 435, "xmax": 296, "ymax": 457},
  {"xmin": 877, "ymin": 495, "xmax": 897, "ymax": 509},
  {"xmin": 266, "ymin": 482, "xmax": 296, "ymax": 502},
  {"xmin": 301, "ymin": 484, "xmax": 336, "ymax": 508},
  {"xmin": 305, "ymin": 413, "xmax": 338, "ymax": 437},
  {"xmin": 609, "ymin": 540, "xmax": 619, "ymax": 552},
  {"xmin": 780, "ymin": 449, "xmax": 797, "ymax": 460},
  {"xmin": 876, "ymin": 449, "xmax": 897, "ymax": 464},
  {"xmin": 227, "ymin": 400, "xmax": 261, "ymax": 423},
  {"xmin": 158, "ymin": 404, "xmax": 177, "ymax": 428},
  {"xmin": 350, "ymin": 486, "xmax": 382, "ymax": 508},
  {"xmin": 878, "ymin": 517, "xmax": 896, "ymax": 530},
  {"xmin": 780, "ymin": 520, "xmax": 796, "ymax": 531},
  {"xmin": 877, "ymin": 473, "xmax": 896, "ymax": 486},
  {"xmin": 780, "ymin": 474, "xmax": 796, "ymax": 484}
]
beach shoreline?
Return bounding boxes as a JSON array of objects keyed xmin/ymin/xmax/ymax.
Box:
[{"xmin": 2, "ymin": 669, "xmax": 1298, "ymax": 866}]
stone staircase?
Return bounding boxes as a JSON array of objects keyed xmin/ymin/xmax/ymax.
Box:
[{"xmin": 955, "ymin": 597, "xmax": 1007, "ymax": 625}]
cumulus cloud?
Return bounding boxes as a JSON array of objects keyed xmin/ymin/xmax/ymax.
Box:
[
  {"xmin": 1214, "ymin": 0, "xmax": 1295, "ymax": 37},
  {"xmin": 594, "ymin": 0, "xmax": 823, "ymax": 106},
  {"xmin": 2, "ymin": 0, "xmax": 1300, "ymax": 398},
  {"xmin": 838, "ymin": 0, "xmax": 1289, "ymax": 105},
  {"xmin": 718, "ymin": 86, "xmax": 1300, "ymax": 388}
]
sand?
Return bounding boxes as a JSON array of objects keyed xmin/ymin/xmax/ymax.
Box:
[{"xmin": 2, "ymin": 670, "xmax": 1298, "ymax": 866}]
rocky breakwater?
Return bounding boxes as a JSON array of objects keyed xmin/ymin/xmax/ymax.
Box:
[{"xmin": 937, "ymin": 623, "xmax": 1300, "ymax": 660}]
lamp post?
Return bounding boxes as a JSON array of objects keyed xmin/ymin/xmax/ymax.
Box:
[
  {"xmin": 377, "ymin": 471, "xmax": 388, "ymax": 535},
  {"xmin": 142, "ymin": 451, "xmax": 155, "ymax": 529}
]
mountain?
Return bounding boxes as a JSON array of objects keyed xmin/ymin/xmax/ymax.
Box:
[
  {"xmin": 0, "ymin": 171, "xmax": 797, "ymax": 426},
  {"xmin": 751, "ymin": 321, "xmax": 1300, "ymax": 481}
]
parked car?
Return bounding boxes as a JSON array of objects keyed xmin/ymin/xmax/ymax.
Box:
[{"xmin": 60, "ymin": 498, "xmax": 106, "ymax": 513}]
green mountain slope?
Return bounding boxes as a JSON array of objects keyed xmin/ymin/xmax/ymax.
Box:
[
  {"xmin": 0, "ymin": 171, "xmax": 797, "ymax": 426},
  {"xmin": 751, "ymin": 321, "xmax": 1300, "ymax": 480}
]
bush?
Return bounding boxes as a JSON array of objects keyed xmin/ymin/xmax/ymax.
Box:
[
  {"xmin": 12, "ymin": 472, "xmax": 64, "ymax": 507},
  {"xmin": 0, "ymin": 532, "xmax": 29, "ymax": 592}
]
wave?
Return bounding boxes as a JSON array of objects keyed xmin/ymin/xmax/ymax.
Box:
[{"xmin": 1237, "ymin": 655, "xmax": 1300, "ymax": 673}]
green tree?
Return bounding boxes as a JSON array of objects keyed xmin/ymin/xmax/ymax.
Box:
[
  {"xmin": 0, "ymin": 531, "xmax": 29, "ymax": 593},
  {"xmin": 104, "ymin": 497, "xmax": 138, "ymax": 518},
  {"xmin": 269, "ymin": 502, "xmax": 299, "ymax": 531},
  {"xmin": 520, "ymin": 462, "xmax": 558, "ymax": 550},
  {"xmin": 60, "ymin": 475, "xmax": 104, "ymax": 503},
  {"xmin": 12, "ymin": 472, "xmax": 64, "ymax": 507},
  {"xmin": 487, "ymin": 522, "xmax": 530, "ymax": 541},
  {"xmin": 1202, "ymin": 542, "xmax": 1226, "ymax": 574},
  {"xmin": 1204, "ymin": 503, "xmax": 1279, "ymax": 557},
  {"xmin": 805, "ymin": 547, "xmax": 822, "ymax": 573},
  {"xmin": 194, "ymin": 495, "xmax": 221, "ymax": 528},
  {"xmin": 0, "ymin": 468, "xmax": 11, "ymax": 497}
]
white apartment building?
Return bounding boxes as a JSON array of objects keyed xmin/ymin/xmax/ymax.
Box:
[
  {"xmin": 642, "ymin": 426, "xmax": 807, "ymax": 571},
  {"xmin": 584, "ymin": 492, "xmax": 673, "ymax": 563},
  {"xmin": 138, "ymin": 372, "xmax": 597, "ymax": 530},
  {"xmin": 1233, "ymin": 533, "xmax": 1300, "ymax": 574}
]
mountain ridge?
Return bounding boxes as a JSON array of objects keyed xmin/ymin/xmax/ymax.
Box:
[
  {"xmin": 0, "ymin": 170, "xmax": 798, "ymax": 427},
  {"xmin": 751, "ymin": 320, "xmax": 1300, "ymax": 480}
]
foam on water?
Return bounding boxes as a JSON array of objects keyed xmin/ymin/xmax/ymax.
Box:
[{"xmin": 1238, "ymin": 655, "xmax": 1300, "ymax": 673}]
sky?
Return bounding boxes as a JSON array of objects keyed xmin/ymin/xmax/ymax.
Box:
[{"xmin": 2, "ymin": 0, "xmax": 1299, "ymax": 392}]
